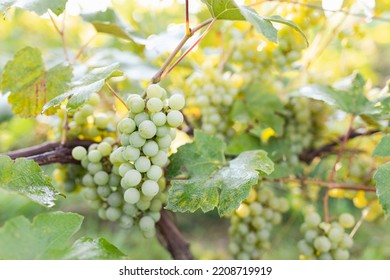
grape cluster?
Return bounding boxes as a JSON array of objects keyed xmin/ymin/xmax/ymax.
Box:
[
  {"xmin": 298, "ymin": 210, "xmax": 355, "ymax": 260},
  {"xmin": 185, "ymin": 62, "xmax": 240, "ymax": 140},
  {"xmin": 67, "ymin": 92, "xmax": 116, "ymax": 141},
  {"xmin": 72, "ymin": 84, "xmax": 185, "ymax": 238},
  {"xmin": 228, "ymin": 186, "xmax": 289, "ymax": 260}
]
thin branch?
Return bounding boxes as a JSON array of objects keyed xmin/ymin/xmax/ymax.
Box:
[
  {"xmin": 299, "ymin": 129, "xmax": 379, "ymax": 163},
  {"xmin": 5, "ymin": 140, "xmax": 94, "ymax": 165},
  {"xmin": 74, "ymin": 34, "xmax": 98, "ymax": 62},
  {"xmin": 185, "ymin": 0, "xmax": 191, "ymax": 36},
  {"xmin": 157, "ymin": 210, "xmax": 193, "ymax": 260},
  {"xmin": 279, "ymin": 178, "xmax": 376, "ymax": 192},
  {"xmin": 105, "ymin": 82, "xmax": 129, "ymax": 110},
  {"xmin": 151, "ymin": 18, "xmax": 213, "ymax": 84},
  {"xmin": 48, "ymin": 10, "xmax": 70, "ymax": 62},
  {"xmin": 161, "ymin": 18, "xmax": 216, "ymax": 81}
]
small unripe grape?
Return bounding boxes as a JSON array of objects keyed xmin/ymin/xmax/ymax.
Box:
[
  {"xmin": 168, "ymin": 94, "xmax": 185, "ymax": 110},
  {"xmin": 121, "ymin": 169, "xmax": 142, "ymax": 188},
  {"xmin": 95, "ymin": 113, "xmax": 109, "ymax": 129},
  {"xmin": 138, "ymin": 120, "xmax": 157, "ymax": 139},
  {"xmin": 156, "ymin": 134, "xmax": 172, "ymax": 149},
  {"xmin": 147, "ymin": 165, "xmax": 163, "ymax": 181},
  {"xmin": 305, "ymin": 212, "xmax": 321, "ymax": 228},
  {"xmin": 87, "ymin": 92, "xmax": 101, "ymax": 106},
  {"xmin": 135, "ymin": 156, "xmax": 151, "ymax": 173},
  {"xmin": 314, "ymin": 236, "xmax": 331, "ymax": 253},
  {"xmin": 146, "ymin": 84, "xmax": 165, "ymax": 99},
  {"xmin": 339, "ymin": 213, "xmax": 355, "ymax": 229},
  {"xmin": 106, "ymin": 207, "xmax": 122, "ymax": 221},
  {"xmin": 147, "ymin": 97, "xmax": 164, "ymax": 113},
  {"xmin": 119, "ymin": 163, "xmax": 134, "ymax": 177},
  {"xmin": 128, "ymin": 96, "xmax": 145, "ymax": 114},
  {"xmin": 167, "ymin": 110, "xmax": 184, "ymax": 128},
  {"xmin": 151, "ymin": 150, "xmax": 168, "ymax": 167},
  {"xmin": 120, "ymin": 215, "xmax": 134, "ymax": 229},
  {"xmin": 139, "ymin": 215, "xmax": 155, "ymax": 231},
  {"xmin": 94, "ymin": 171, "xmax": 109, "ymax": 186},
  {"xmin": 97, "ymin": 185, "xmax": 111, "ymax": 198},
  {"xmin": 141, "ymin": 180, "xmax": 159, "ymax": 196},
  {"xmin": 142, "ymin": 141, "xmax": 159, "ymax": 157},
  {"xmin": 124, "ymin": 188, "xmax": 141, "ymax": 204},
  {"xmin": 134, "ymin": 112, "xmax": 149, "ymax": 127},
  {"xmin": 122, "ymin": 146, "xmax": 141, "ymax": 162},
  {"xmin": 72, "ymin": 146, "xmax": 87, "ymax": 161},
  {"xmin": 236, "ymin": 203, "xmax": 250, "ymax": 218},
  {"xmin": 88, "ymin": 150, "xmax": 102, "ymax": 163},
  {"xmin": 151, "ymin": 112, "xmax": 167, "ymax": 126},
  {"xmin": 97, "ymin": 142, "xmax": 112, "ymax": 157},
  {"xmin": 107, "ymin": 192, "xmax": 123, "ymax": 207},
  {"xmin": 129, "ymin": 132, "xmax": 146, "ymax": 148},
  {"xmin": 156, "ymin": 126, "xmax": 170, "ymax": 137},
  {"xmin": 118, "ymin": 118, "xmax": 136, "ymax": 134}
]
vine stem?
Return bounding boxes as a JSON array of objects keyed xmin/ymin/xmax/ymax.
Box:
[
  {"xmin": 279, "ymin": 178, "xmax": 376, "ymax": 192},
  {"xmin": 151, "ymin": 18, "xmax": 214, "ymax": 84},
  {"xmin": 185, "ymin": 0, "xmax": 191, "ymax": 36},
  {"xmin": 105, "ymin": 82, "xmax": 129, "ymax": 110},
  {"xmin": 48, "ymin": 10, "xmax": 70, "ymax": 62},
  {"xmin": 323, "ymin": 115, "xmax": 356, "ymax": 223}
]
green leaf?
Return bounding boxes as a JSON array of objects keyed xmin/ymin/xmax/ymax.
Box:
[
  {"xmin": 167, "ymin": 130, "xmax": 226, "ymax": 179},
  {"xmin": 81, "ymin": 8, "xmax": 145, "ymax": 44},
  {"xmin": 0, "ymin": 155, "xmax": 59, "ymax": 207},
  {"xmin": 1, "ymin": 0, "xmax": 67, "ymax": 16},
  {"xmin": 373, "ymin": 163, "xmax": 390, "ymax": 215},
  {"xmin": 264, "ymin": 15, "xmax": 308, "ymax": 46},
  {"xmin": 373, "ymin": 135, "xmax": 390, "ymax": 157},
  {"xmin": 167, "ymin": 132, "xmax": 274, "ymax": 216},
  {"xmin": 201, "ymin": 0, "xmax": 244, "ymax": 20},
  {"xmin": 42, "ymin": 63, "xmax": 120, "ymax": 113},
  {"xmin": 226, "ymin": 133, "xmax": 262, "ymax": 155},
  {"xmin": 230, "ymin": 150, "xmax": 274, "ymax": 175},
  {"xmin": 293, "ymin": 73, "xmax": 378, "ymax": 116},
  {"xmin": 1, "ymin": 47, "xmax": 72, "ymax": 117},
  {"xmin": 63, "ymin": 237, "xmax": 125, "ymax": 260},
  {"xmin": 238, "ymin": 6, "xmax": 278, "ymax": 43},
  {"xmin": 0, "ymin": 212, "xmax": 83, "ymax": 259}
]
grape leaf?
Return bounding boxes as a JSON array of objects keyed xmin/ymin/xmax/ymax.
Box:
[
  {"xmin": 373, "ymin": 163, "xmax": 390, "ymax": 215},
  {"xmin": 373, "ymin": 135, "xmax": 390, "ymax": 157},
  {"xmin": 167, "ymin": 131, "xmax": 274, "ymax": 216},
  {"xmin": 63, "ymin": 237, "xmax": 125, "ymax": 260},
  {"xmin": 42, "ymin": 63, "xmax": 120, "ymax": 113},
  {"xmin": 0, "ymin": 212, "xmax": 83, "ymax": 259},
  {"xmin": 81, "ymin": 8, "xmax": 145, "ymax": 45},
  {"xmin": 167, "ymin": 130, "xmax": 226, "ymax": 179},
  {"xmin": 1, "ymin": 47, "xmax": 72, "ymax": 117},
  {"xmin": 226, "ymin": 134, "xmax": 262, "ymax": 155},
  {"xmin": 238, "ymin": 6, "xmax": 278, "ymax": 43},
  {"xmin": 201, "ymin": 0, "xmax": 244, "ymax": 20},
  {"xmin": 0, "ymin": 155, "xmax": 59, "ymax": 207},
  {"xmin": 264, "ymin": 15, "xmax": 308, "ymax": 46},
  {"xmin": 293, "ymin": 73, "xmax": 379, "ymax": 116},
  {"xmin": 1, "ymin": 0, "xmax": 67, "ymax": 16}
]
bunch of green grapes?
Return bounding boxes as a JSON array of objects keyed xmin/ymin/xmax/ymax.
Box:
[
  {"xmin": 185, "ymin": 62, "xmax": 240, "ymax": 140},
  {"xmin": 228, "ymin": 186, "xmax": 289, "ymax": 260},
  {"xmin": 298, "ymin": 210, "xmax": 355, "ymax": 260},
  {"xmin": 66, "ymin": 92, "xmax": 117, "ymax": 141},
  {"xmin": 72, "ymin": 83, "xmax": 184, "ymax": 237}
]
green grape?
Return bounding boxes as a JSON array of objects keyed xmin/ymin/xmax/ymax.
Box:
[
  {"xmin": 339, "ymin": 213, "xmax": 355, "ymax": 229},
  {"xmin": 122, "ymin": 146, "xmax": 141, "ymax": 161},
  {"xmin": 134, "ymin": 112, "xmax": 149, "ymax": 127},
  {"xmin": 106, "ymin": 207, "xmax": 122, "ymax": 222},
  {"xmin": 141, "ymin": 180, "xmax": 159, "ymax": 197},
  {"xmin": 97, "ymin": 185, "xmax": 112, "ymax": 198},
  {"xmin": 156, "ymin": 134, "xmax": 172, "ymax": 149},
  {"xmin": 121, "ymin": 169, "xmax": 142, "ymax": 188},
  {"xmin": 128, "ymin": 96, "xmax": 145, "ymax": 114},
  {"xmin": 305, "ymin": 212, "xmax": 321, "ymax": 228},
  {"xmin": 94, "ymin": 171, "xmax": 109, "ymax": 185},
  {"xmin": 151, "ymin": 112, "xmax": 166, "ymax": 126},
  {"xmin": 72, "ymin": 146, "xmax": 87, "ymax": 161},
  {"xmin": 147, "ymin": 97, "xmax": 164, "ymax": 113},
  {"xmin": 118, "ymin": 118, "xmax": 136, "ymax": 134},
  {"xmin": 135, "ymin": 156, "xmax": 151, "ymax": 173},
  {"xmin": 120, "ymin": 215, "xmax": 134, "ymax": 229},
  {"xmin": 313, "ymin": 236, "xmax": 331, "ymax": 253},
  {"xmin": 146, "ymin": 84, "xmax": 165, "ymax": 99},
  {"xmin": 119, "ymin": 163, "xmax": 134, "ymax": 177},
  {"xmin": 142, "ymin": 140, "xmax": 159, "ymax": 157},
  {"xmin": 139, "ymin": 216, "xmax": 155, "ymax": 231},
  {"xmin": 166, "ymin": 110, "xmax": 183, "ymax": 128},
  {"xmin": 138, "ymin": 120, "xmax": 157, "ymax": 139},
  {"xmin": 88, "ymin": 162, "xmax": 103, "ymax": 175},
  {"xmin": 124, "ymin": 188, "xmax": 141, "ymax": 204},
  {"xmin": 88, "ymin": 150, "xmax": 102, "ymax": 163},
  {"xmin": 151, "ymin": 150, "xmax": 168, "ymax": 167},
  {"xmin": 156, "ymin": 126, "xmax": 170, "ymax": 137},
  {"xmin": 129, "ymin": 132, "xmax": 146, "ymax": 148},
  {"xmin": 168, "ymin": 94, "xmax": 185, "ymax": 110},
  {"xmin": 95, "ymin": 113, "xmax": 109, "ymax": 129},
  {"xmin": 107, "ymin": 192, "xmax": 123, "ymax": 207},
  {"xmin": 146, "ymin": 165, "xmax": 163, "ymax": 181},
  {"xmin": 97, "ymin": 142, "xmax": 112, "ymax": 156}
]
